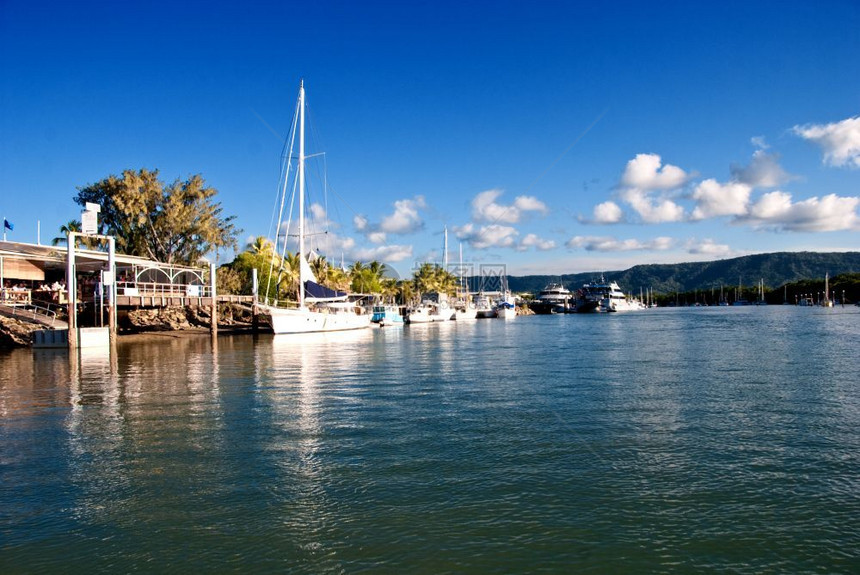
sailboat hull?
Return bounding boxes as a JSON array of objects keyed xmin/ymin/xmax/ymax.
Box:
[{"xmin": 264, "ymin": 305, "xmax": 371, "ymax": 334}]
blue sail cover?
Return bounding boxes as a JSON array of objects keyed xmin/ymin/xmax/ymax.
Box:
[{"xmin": 304, "ymin": 280, "xmax": 348, "ymax": 301}]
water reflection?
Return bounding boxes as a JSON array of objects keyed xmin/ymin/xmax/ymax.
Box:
[
  {"xmin": 1, "ymin": 309, "xmax": 859, "ymax": 573},
  {"xmin": 248, "ymin": 330, "xmax": 374, "ymax": 566}
]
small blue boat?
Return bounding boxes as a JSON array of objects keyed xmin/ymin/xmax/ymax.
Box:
[{"xmin": 371, "ymin": 305, "xmax": 404, "ymax": 327}]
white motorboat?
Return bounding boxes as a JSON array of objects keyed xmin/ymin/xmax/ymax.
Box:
[
  {"xmin": 495, "ymin": 301, "xmax": 517, "ymax": 319},
  {"xmin": 599, "ymin": 281, "xmax": 644, "ymax": 312}
]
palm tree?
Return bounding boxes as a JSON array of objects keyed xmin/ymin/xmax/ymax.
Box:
[
  {"xmin": 381, "ymin": 277, "xmax": 398, "ymax": 302},
  {"xmin": 51, "ymin": 220, "xmax": 98, "ymax": 249},
  {"xmin": 281, "ymin": 252, "xmax": 301, "ymax": 301},
  {"xmin": 412, "ymin": 263, "xmax": 459, "ymax": 298},
  {"xmin": 248, "ymin": 236, "xmax": 276, "ymax": 257},
  {"xmin": 309, "ymin": 254, "xmax": 329, "ymax": 281},
  {"xmin": 325, "ymin": 266, "xmax": 351, "ymax": 292},
  {"xmin": 396, "ymin": 279, "xmax": 415, "ymax": 305}
]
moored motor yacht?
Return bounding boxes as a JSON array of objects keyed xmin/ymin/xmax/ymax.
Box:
[{"xmin": 528, "ymin": 283, "xmax": 572, "ymax": 314}]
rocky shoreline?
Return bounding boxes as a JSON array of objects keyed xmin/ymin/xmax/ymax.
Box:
[
  {"xmin": 0, "ymin": 304, "xmax": 257, "ymax": 349},
  {"xmin": 0, "ymin": 315, "xmax": 42, "ymax": 348}
]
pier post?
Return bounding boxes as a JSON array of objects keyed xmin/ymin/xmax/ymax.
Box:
[
  {"xmin": 251, "ymin": 268, "xmax": 259, "ymax": 333},
  {"xmin": 209, "ymin": 262, "xmax": 218, "ymax": 336},
  {"xmin": 67, "ymin": 232, "xmax": 78, "ymax": 350},
  {"xmin": 107, "ymin": 237, "xmax": 117, "ymax": 346}
]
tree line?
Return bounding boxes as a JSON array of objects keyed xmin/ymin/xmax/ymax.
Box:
[{"xmin": 57, "ymin": 168, "xmax": 462, "ymax": 304}]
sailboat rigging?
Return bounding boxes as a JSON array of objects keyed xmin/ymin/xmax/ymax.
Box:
[{"xmin": 258, "ymin": 81, "xmax": 370, "ymax": 334}]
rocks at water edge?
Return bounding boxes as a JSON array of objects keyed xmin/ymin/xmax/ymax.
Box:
[{"xmin": 0, "ymin": 316, "xmax": 41, "ymax": 348}]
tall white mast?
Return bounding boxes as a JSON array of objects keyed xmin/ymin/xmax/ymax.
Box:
[
  {"xmin": 298, "ymin": 80, "xmax": 306, "ymax": 309},
  {"xmin": 443, "ymin": 226, "xmax": 448, "ymax": 271},
  {"xmin": 459, "ymin": 242, "xmax": 464, "ymax": 292}
]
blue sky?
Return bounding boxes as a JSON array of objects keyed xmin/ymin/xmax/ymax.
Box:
[{"xmin": 2, "ymin": 1, "xmax": 858, "ymax": 278}]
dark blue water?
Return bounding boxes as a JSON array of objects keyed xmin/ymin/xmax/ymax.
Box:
[{"xmin": 2, "ymin": 307, "xmax": 859, "ymax": 573}]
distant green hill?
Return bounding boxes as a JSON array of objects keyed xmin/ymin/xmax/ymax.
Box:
[{"xmin": 489, "ymin": 252, "xmax": 860, "ymax": 296}]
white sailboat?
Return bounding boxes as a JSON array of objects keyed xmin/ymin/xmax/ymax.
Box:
[
  {"xmin": 259, "ymin": 81, "xmax": 371, "ymax": 334},
  {"xmin": 452, "ymin": 242, "xmax": 477, "ymax": 320},
  {"xmin": 494, "ymin": 272, "xmax": 517, "ymax": 318}
]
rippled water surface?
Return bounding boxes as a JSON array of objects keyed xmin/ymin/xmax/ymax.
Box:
[{"xmin": 2, "ymin": 307, "xmax": 859, "ymax": 573}]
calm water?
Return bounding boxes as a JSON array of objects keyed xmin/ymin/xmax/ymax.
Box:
[{"xmin": 2, "ymin": 307, "xmax": 859, "ymax": 573}]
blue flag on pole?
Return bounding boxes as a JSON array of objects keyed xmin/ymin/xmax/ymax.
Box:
[{"xmin": 3, "ymin": 219, "xmax": 12, "ymax": 231}]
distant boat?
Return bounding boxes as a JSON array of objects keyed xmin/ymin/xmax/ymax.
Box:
[
  {"xmin": 452, "ymin": 242, "xmax": 477, "ymax": 320},
  {"xmin": 755, "ymin": 278, "xmax": 768, "ymax": 306},
  {"xmin": 733, "ymin": 277, "xmax": 749, "ymax": 306},
  {"xmin": 371, "ymin": 304, "xmax": 404, "ymax": 327},
  {"xmin": 529, "ymin": 283, "xmax": 572, "ymax": 314},
  {"xmin": 599, "ymin": 281, "xmax": 643, "ymax": 312},
  {"xmin": 474, "ymin": 294, "xmax": 497, "ymax": 318},
  {"xmin": 821, "ymin": 272, "xmax": 834, "ymax": 307},
  {"xmin": 575, "ymin": 277, "xmax": 607, "ymax": 313},
  {"xmin": 453, "ymin": 304, "xmax": 478, "ymax": 321},
  {"xmin": 405, "ymin": 293, "xmax": 454, "ymax": 323},
  {"xmin": 259, "ymin": 81, "xmax": 370, "ymax": 334},
  {"xmin": 495, "ymin": 301, "xmax": 517, "ymax": 319}
]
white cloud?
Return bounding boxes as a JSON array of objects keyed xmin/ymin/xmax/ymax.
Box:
[
  {"xmin": 367, "ymin": 231, "xmax": 387, "ymax": 244},
  {"xmin": 744, "ymin": 191, "xmax": 860, "ymax": 232},
  {"xmin": 518, "ymin": 233, "xmax": 557, "ymax": 251},
  {"xmin": 592, "ymin": 201, "xmax": 624, "ymax": 224},
  {"xmin": 686, "ymin": 238, "xmax": 733, "ymax": 257},
  {"xmin": 471, "ymin": 189, "xmax": 548, "ymax": 224},
  {"xmin": 380, "ymin": 196, "xmax": 427, "ymax": 234},
  {"xmin": 793, "ymin": 116, "xmax": 860, "ymax": 168},
  {"xmin": 353, "ymin": 195, "xmax": 426, "ymax": 246},
  {"xmin": 614, "ymin": 154, "xmax": 689, "ymax": 223},
  {"xmin": 309, "ymin": 203, "xmax": 328, "ymax": 222},
  {"xmin": 750, "ymin": 136, "xmax": 769, "ymax": 150},
  {"xmin": 690, "ymin": 179, "xmax": 752, "ymax": 220},
  {"xmin": 730, "ymin": 150, "xmax": 793, "ymax": 187},
  {"xmin": 620, "ymin": 153, "xmax": 690, "ymax": 190},
  {"xmin": 454, "ymin": 223, "xmax": 519, "ymax": 249},
  {"xmin": 513, "ymin": 195, "xmax": 549, "ymax": 214},
  {"xmin": 619, "ymin": 188, "xmax": 686, "ymax": 223},
  {"xmin": 566, "ymin": 235, "xmax": 674, "ymax": 252},
  {"xmin": 351, "ymin": 244, "xmax": 413, "ymax": 263}
]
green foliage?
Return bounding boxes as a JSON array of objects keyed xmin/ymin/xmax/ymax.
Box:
[
  {"xmin": 656, "ymin": 272, "xmax": 860, "ymax": 305},
  {"xmin": 216, "ymin": 265, "xmax": 244, "ymax": 295},
  {"xmin": 50, "ymin": 219, "xmax": 100, "ymax": 249},
  {"xmin": 75, "ymin": 168, "xmax": 239, "ymax": 265},
  {"xmin": 222, "ymin": 239, "xmax": 394, "ymax": 303},
  {"xmin": 225, "ymin": 237, "xmax": 291, "ymax": 302},
  {"xmin": 412, "ymin": 263, "xmax": 458, "ymax": 297},
  {"xmin": 349, "ymin": 261, "xmax": 389, "ymax": 294}
]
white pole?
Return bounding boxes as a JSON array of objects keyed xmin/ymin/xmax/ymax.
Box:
[
  {"xmin": 443, "ymin": 226, "xmax": 448, "ymax": 271},
  {"xmin": 210, "ymin": 262, "xmax": 218, "ymax": 336},
  {"xmin": 298, "ymin": 80, "xmax": 306, "ymax": 309},
  {"xmin": 108, "ymin": 237, "xmax": 116, "ymax": 344},
  {"xmin": 67, "ymin": 231, "xmax": 77, "ymax": 349}
]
